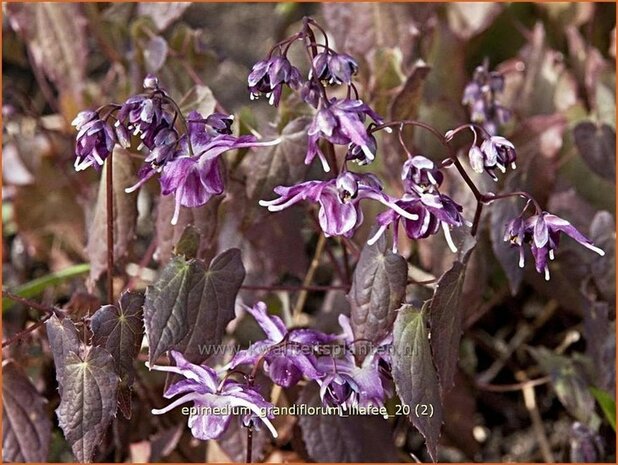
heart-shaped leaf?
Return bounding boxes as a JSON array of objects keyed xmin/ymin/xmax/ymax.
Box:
[
  {"xmin": 297, "ymin": 384, "xmax": 399, "ymax": 462},
  {"xmin": 348, "ymin": 232, "xmax": 407, "ymax": 359},
  {"xmin": 56, "ymin": 346, "xmax": 120, "ymax": 463},
  {"xmin": 392, "ymin": 304, "xmax": 443, "ymax": 462},
  {"xmin": 144, "ymin": 249, "xmax": 245, "ymax": 363}
]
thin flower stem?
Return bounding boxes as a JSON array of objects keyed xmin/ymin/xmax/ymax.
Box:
[
  {"xmin": 246, "ymin": 425, "xmax": 253, "ymax": 463},
  {"xmin": 340, "ymin": 238, "xmax": 352, "ymax": 285},
  {"xmin": 470, "ymin": 202, "xmax": 484, "ymax": 236},
  {"xmin": 106, "ymin": 152, "xmax": 115, "ymax": 304},
  {"xmin": 293, "ymin": 234, "xmax": 327, "ymax": 323},
  {"xmin": 161, "ymin": 95, "xmax": 195, "ymax": 157}
]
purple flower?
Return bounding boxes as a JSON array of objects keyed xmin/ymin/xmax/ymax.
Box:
[
  {"xmin": 147, "ymin": 351, "xmax": 277, "ymax": 440},
  {"xmin": 116, "ymin": 94, "xmax": 175, "ymax": 151},
  {"xmin": 462, "ymin": 64, "xmax": 510, "ymax": 135},
  {"xmin": 248, "ymin": 56, "xmax": 301, "ymax": 106},
  {"xmin": 474, "ymin": 136, "xmax": 517, "ymax": 180},
  {"xmin": 229, "ymin": 302, "xmax": 332, "ymax": 388},
  {"xmin": 300, "ymin": 80, "xmax": 322, "ymax": 108},
  {"xmin": 311, "ymin": 52, "xmax": 359, "ymax": 85},
  {"xmin": 72, "ymin": 111, "xmax": 116, "ymax": 171},
  {"xmin": 259, "ymin": 171, "xmax": 418, "ymax": 238},
  {"xmin": 346, "ymin": 133, "xmax": 377, "ymax": 166},
  {"xmin": 401, "ymin": 155, "xmax": 444, "ymax": 193},
  {"xmin": 504, "ymin": 212, "xmax": 605, "ymax": 280},
  {"xmin": 316, "ymin": 315, "xmax": 390, "ymax": 409},
  {"xmin": 371, "ymin": 191, "xmax": 465, "ymax": 253},
  {"xmin": 307, "ymin": 98, "xmax": 383, "ymax": 171},
  {"xmin": 127, "ymin": 111, "xmax": 279, "ymax": 224}
]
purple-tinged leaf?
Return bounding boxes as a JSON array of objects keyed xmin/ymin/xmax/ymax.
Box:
[
  {"xmin": 2, "ymin": 361, "xmax": 52, "ymax": 462},
  {"xmin": 90, "ymin": 290, "xmax": 145, "ymax": 419},
  {"xmin": 174, "ymin": 249, "xmax": 246, "ymax": 362},
  {"xmin": 321, "ymin": 3, "xmax": 432, "ymax": 64},
  {"xmin": 144, "ymin": 249, "xmax": 245, "ymax": 364},
  {"xmin": 573, "ymin": 121, "xmax": 616, "ymax": 182},
  {"xmin": 56, "ymin": 346, "xmax": 120, "ymax": 463},
  {"xmin": 144, "ymin": 35, "xmax": 168, "ymax": 73},
  {"xmin": 392, "ymin": 304, "xmax": 443, "ymax": 462},
  {"xmin": 589, "ymin": 211, "xmax": 616, "ymax": 301},
  {"xmin": 7, "ymin": 3, "xmax": 87, "ymax": 102},
  {"xmin": 297, "ymin": 384, "xmax": 399, "ymax": 462},
  {"xmin": 389, "ymin": 59, "xmax": 431, "ymax": 122},
  {"xmin": 348, "ymin": 232, "xmax": 407, "ymax": 359},
  {"xmin": 427, "ymin": 238, "xmax": 475, "ymax": 392},
  {"xmin": 46, "ymin": 314, "xmax": 82, "ymax": 394},
  {"xmin": 583, "ymin": 301, "xmax": 615, "ymax": 396},
  {"xmin": 243, "ymin": 117, "xmax": 312, "ymax": 220},
  {"xmin": 86, "ymin": 148, "xmax": 139, "ymax": 283},
  {"xmin": 529, "ymin": 347, "xmax": 596, "ymax": 424},
  {"xmin": 137, "ymin": 3, "xmax": 191, "ymax": 31},
  {"xmin": 155, "ymin": 195, "xmax": 222, "ymax": 264}
]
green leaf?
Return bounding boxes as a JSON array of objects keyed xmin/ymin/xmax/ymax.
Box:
[
  {"xmin": 2, "ymin": 361, "xmax": 52, "ymax": 462},
  {"xmin": 590, "ymin": 387, "xmax": 616, "ymax": 431},
  {"xmin": 392, "ymin": 304, "xmax": 443, "ymax": 461},
  {"xmin": 348, "ymin": 232, "xmax": 407, "ymax": 359},
  {"xmin": 144, "ymin": 249, "xmax": 245, "ymax": 364},
  {"xmin": 2, "ymin": 263, "xmax": 90, "ymax": 312},
  {"xmin": 56, "ymin": 347, "xmax": 119, "ymax": 463}
]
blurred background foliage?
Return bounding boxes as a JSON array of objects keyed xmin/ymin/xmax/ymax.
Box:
[{"xmin": 2, "ymin": 2, "xmax": 616, "ymax": 463}]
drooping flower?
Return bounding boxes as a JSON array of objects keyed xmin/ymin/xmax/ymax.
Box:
[
  {"xmin": 401, "ymin": 155, "xmax": 444, "ymax": 193},
  {"xmin": 316, "ymin": 315, "xmax": 390, "ymax": 409},
  {"xmin": 346, "ymin": 133, "xmax": 378, "ymax": 165},
  {"xmin": 504, "ymin": 211, "xmax": 605, "ymax": 280},
  {"xmin": 462, "ymin": 64, "xmax": 510, "ymax": 135},
  {"xmin": 370, "ymin": 191, "xmax": 465, "ymax": 253},
  {"xmin": 116, "ymin": 93, "xmax": 175, "ymax": 151},
  {"xmin": 248, "ymin": 56, "xmax": 302, "ymax": 106},
  {"xmin": 72, "ymin": 111, "xmax": 116, "ymax": 171},
  {"xmin": 259, "ymin": 171, "xmax": 418, "ymax": 238},
  {"xmin": 126, "ymin": 111, "xmax": 279, "ymax": 224},
  {"xmin": 228, "ymin": 302, "xmax": 332, "ymax": 388},
  {"xmin": 476, "ymin": 136, "xmax": 517, "ymax": 180},
  {"xmin": 147, "ymin": 351, "xmax": 278, "ymax": 440},
  {"xmin": 306, "ymin": 98, "xmax": 383, "ymax": 171},
  {"xmin": 311, "ymin": 52, "xmax": 359, "ymax": 85}
]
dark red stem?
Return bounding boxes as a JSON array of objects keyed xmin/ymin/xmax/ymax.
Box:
[{"xmin": 106, "ymin": 152, "xmax": 115, "ymax": 304}]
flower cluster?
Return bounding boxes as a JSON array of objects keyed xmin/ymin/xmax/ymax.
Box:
[
  {"xmin": 462, "ymin": 63, "xmax": 510, "ymax": 136},
  {"xmin": 72, "ymin": 76, "xmax": 278, "ymax": 224},
  {"xmin": 467, "ymin": 135, "xmax": 517, "ymax": 181},
  {"xmin": 148, "ymin": 302, "xmax": 393, "ymax": 440},
  {"xmin": 370, "ymin": 156, "xmax": 465, "ymax": 253}
]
